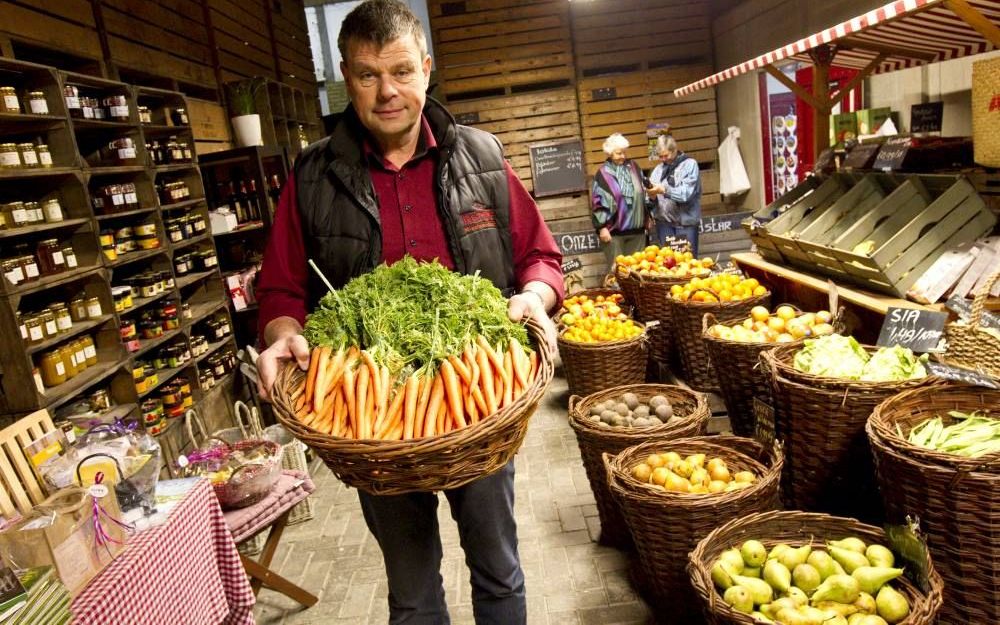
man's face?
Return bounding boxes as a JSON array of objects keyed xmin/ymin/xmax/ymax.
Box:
[
  {"xmin": 341, "ymin": 33, "xmax": 431, "ymax": 146},
  {"xmin": 610, "ymin": 148, "xmax": 627, "ymax": 166},
  {"xmin": 660, "ymin": 150, "xmax": 677, "ymax": 164}
]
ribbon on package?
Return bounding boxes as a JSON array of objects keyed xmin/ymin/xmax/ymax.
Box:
[{"xmin": 91, "ymin": 472, "xmax": 134, "ymax": 558}]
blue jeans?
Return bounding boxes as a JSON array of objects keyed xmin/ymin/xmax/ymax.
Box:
[
  {"xmin": 358, "ymin": 461, "xmax": 525, "ymax": 625},
  {"xmin": 654, "ymin": 222, "xmax": 699, "ymax": 257}
]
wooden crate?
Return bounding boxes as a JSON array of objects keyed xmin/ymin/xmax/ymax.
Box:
[
  {"xmin": 0, "ymin": 0, "xmax": 104, "ymax": 69},
  {"xmin": 743, "ymin": 176, "xmax": 824, "ymax": 263},
  {"xmin": 969, "ymin": 168, "xmax": 1000, "ymax": 220},
  {"xmin": 430, "ymin": 0, "xmax": 573, "ymax": 99},
  {"xmin": 757, "ymin": 174, "xmax": 857, "ymax": 265}
]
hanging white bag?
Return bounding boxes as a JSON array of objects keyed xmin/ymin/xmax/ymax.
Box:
[{"xmin": 718, "ymin": 126, "xmax": 752, "ymax": 196}]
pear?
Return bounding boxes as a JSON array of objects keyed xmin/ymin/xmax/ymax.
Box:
[
  {"xmin": 807, "ymin": 550, "xmax": 838, "ymax": 580},
  {"xmin": 750, "ymin": 611, "xmax": 773, "ymax": 623},
  {"xmin": 832, "ymin": 561, "xmax": 847, "ymax": 576},
  {"xmin": 865, "ymin": 545, "xmax": 895, "ymax": 568},
  {"xmin": 809, "ymin": 574, "xmax": 860, "ymax": 605},
  {"xmin": 768, "ymin": 543, "xmax": 792, "ymax": 561},
  {"xmin": 777, "ymin": 607, "xmax": 823, "ymax": 625},
  {"xmin": 814, "ymin": 600, "xmax": 858, "ymax": 617},
  {"xmin": 785, "ymin": 586, "xmax": 809, "ymax": 606},
  {"xmin": 799, "ymin": 606, "xmax": 832, "ymax": 624},
  {"xmin": 792, "ymin": 563, "xmax": 822, "ymax": 594},
  {"xmin": 743, "ymin": 566, "xmax": 762, "ymax": 579},
  {"xmin": 731, "ymin": 574, "xmax": 774, "ymax": 605},
  {"xmin": 724, "ymin": 585, "xmax": 754, "ymax": 613},
  {"xmin": 875, "ymin": 585, "xmax": 910, "ymax": 624},
  {"xmin": 763, "ymin": 560, "xmax": 791, "ymax": 593},
  {"xmin": 852, "ymin": 615, "xmax": 888, "ymax": 625},
  {"xmin": 851, "ymin": 567, "xmax": 903, "ymax": 595},
  {"xmin": 828, "ymin": 537, "xmax": 867, "ymax": 554},
  {"xmin": 854, "ymin": 591, "xmax": 877, "ymax": 614},
  {"xmin": 712, "ymin": 560, "xmax": 736, "ymax": 589},
  {"xmin": 720, "ymin": 548, "xmax": 746, "ymax": 574},
  {"xmin": 764, "ymin": 597, "xmax": 799, "ymax": 618},
  {"xmin": 822, "ymin": 617, "xmax": 848, "ymax": 625},
  {"xmin": 829, "ymin": 546, "xmax": 870, "ymax": 574},
  {"xmin": 779, "ymin": 544, "xmax": 813, "ymax": 571},
  {"xmin": 742, "ymin": 540, "xmax": 768, "ymax": 568}
]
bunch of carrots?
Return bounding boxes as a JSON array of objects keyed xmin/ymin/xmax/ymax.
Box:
[{"xmin": 291, "ymin": 336, "xmax": 538, "ymax": 440}]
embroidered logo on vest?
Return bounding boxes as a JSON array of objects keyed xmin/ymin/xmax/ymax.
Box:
[{"xmin": 461, "ymin": 201, "xmax": 497, "ymax": 234}]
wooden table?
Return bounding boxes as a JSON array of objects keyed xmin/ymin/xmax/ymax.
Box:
[{"xmin": 731, "ymin": 252, "xmax": 938, "ymax": 343}]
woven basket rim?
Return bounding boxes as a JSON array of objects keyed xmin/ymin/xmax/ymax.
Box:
[
  {"xmin": 271, "ymin": 320, "xmax": 554, "ymax": 452},
  {"xmin": 567, "ymin": 383, "xmax": 710, "ymax": 437},
  {"xmin": 701, "ymin": 308, "xmax": 845, "ymax": 346},
  {"xmin": 669, "ymin": 290, "xmax": 771, "ymax": 310},
  {"xmin": 605, "ymin": 435, "xmax": 783, "ymax": 506},
  {"xmin": 762, "ymin": 342, "xmax": 933, "ymax": 391},
  {"xmin": 688, "ymin": 510, "xmax": 945, "ymax": 625},
  {"xmin": 557, "ymin": 319, "xmax": 647, "ymax": 348}
]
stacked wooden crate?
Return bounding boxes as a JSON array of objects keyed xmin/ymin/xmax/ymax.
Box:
[{"xmin": 207, "ymin": 0, "xmax": 276, "ymax": 85}]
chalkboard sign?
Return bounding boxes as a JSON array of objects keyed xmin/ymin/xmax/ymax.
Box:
[
  {"xmin": 700, "ymin": 212, "xmax": 752, "ymax": 235},
  {"xmin": 927, "ymin": 361, "xmax": 1000, "ymax": 389},
  {"xmin": 561, "ymin": 258, "xmax": 583, "ymax": 274},
  {"xmin": 843, "ymin": 142, "xmax": 880, "ymax": 170},
  {"xmin": 945, "ymin": 294, "xmax": 1000, "ymax": 329},
  {"xmin": 814, "ymin": 148, "xmax": 836, "ymax": 174},
  {"xmin": 528, "ymin": 139, "xmax": 587, "ymax": 198},
  {"xmin": 455, "ymin": 111, "xmax": 480, "ymax": 125},
  {"xmin": 911, "ymin": 102, "xmax": 943, "ymax": 133},
  {"xmin": 877, "ymin": 307, "xmax": 948, "ymax": 352},
  {"xmin": 555, "ymin": 229, "xmax": 601, "ymax": 256},
  {"xmin": 873, "ymin": 136, "xmax": 912, "ymax": 171}
]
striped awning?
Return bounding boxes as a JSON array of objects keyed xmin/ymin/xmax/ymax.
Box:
[{"xmin": 674, "ymin": 0, "xmax": 1000, "ymax": 97}]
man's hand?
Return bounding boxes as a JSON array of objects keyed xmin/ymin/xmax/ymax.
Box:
[
  {"xmin": 256, "ymin": 333, "xmax": 311, "ymax": 400},
  {"xmin": 598, "ymin": 227, "xmax": 612, "ymax": 244},
  {"xmin": 508, "ymin": 291, "xmax": 558, "ymax": 351},
  {"xmin": 647, "ymin": 184, "xmax": 666, "ymax": 197}
]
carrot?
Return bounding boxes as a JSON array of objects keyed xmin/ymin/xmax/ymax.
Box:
[
  {"xmin": 304, "ymin": 346, "xmax": 321, "ymax": 405},
  {"xmin": 343, "ymin": 365, "xmax": 357, "ymax": 439},
  {"xmin": 294, "ymin": 392, "xmax": 307, "ymax": 413},
  {"xmin": 298, "ymin": 409, "xmax": 315, "ymax": 424},
  {"xmin": 437, "ymin": 399, "xmax": 449, "ymax": 433},
  {"xmin": 465, "ymin": 385, "xmax": 479, "ymax": 424},
  {"xmin": 509, "ymin": 339, "xmax": 529, "ymax": 390},
  {"xmin": 331, "ymin": 386, "xmax": 346, "ymax": 437},
  {"xmin": 471, "ymin": 385, "xmax": 488, "ymax": 417},
  {"xmin": 403, "ymin": 375, "xmax": 420, "ymax": 440},
  {"xmin": 502, "ymin": 350, "xmax": 514, "ymax": 407},
  {"xmin": 448, "ymin": 355, "xmax": 472, "ymax": 386},
  {"xmin": 440, "ymin": 360, "xmax": 467, "ymax": 429},
  {"xmin": 316, "ymin": 408, "xmax": 335, "ymax": 434},
  {"xmin": 476, "ymin": 346, "xmax": 498, "ymax": 414},
  {"xmin": 377, "ymin": 366, "xmax": 391, "ymax": 428},
  {"xmin": 478, "ymin": 336, "xmax": 508, "ymax": 383},
  {"xmin": 423, "ymin": 373, "xmax": 445, "ymax": 438},
  {"xmin": 311, "ymin": 346, "xmax": 333, "ymax": 412},
  {"xmin": 360, "ymin": 351, "xmax": 381, "ymax": 415},
  {"xmin": 387, "ymin": 419, "xmax": 404, "ymax": 441},
  {"xmin": 528, "ymin": 351, "xmax": 538, "ymax": 384},
  {"xmin": 357, "ymin": 364, "xmax": 370, "ymax": 439},
  {"xmin": 414, "ymin": 375, "xmax": 432, "ymax": 439},
  {"xmin": 364, "ymin": 375, "xmax": 375, "ymax": 438},
  {"xmin": 377, "ymin": 384, "xmax": 406, "ymax": 438}
]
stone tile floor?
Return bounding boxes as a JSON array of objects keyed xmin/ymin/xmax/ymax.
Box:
[{"xmin": 252, "ymin": 371, "xmax": 659, "ymax": 625}]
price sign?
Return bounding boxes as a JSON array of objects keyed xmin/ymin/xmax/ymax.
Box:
[
  {"xmin": 843, "ymin": 143, "xmax": 880, "ymax": 170},
  {"xmin": 910, "ymin": 102, "xmax": 943, "ymax": 133},
  {"xmin": 873, "ymin": 136, "xmax": 912, "ymax": 171},
  {"xmin": 945, "ymin": 294, "xmax": 1000, "ymax": 330},
  {"xmin": 561, "ymin": 258, "xmax": 583, "ymax": 274},
  {"xmin": 926, "ymin": 361, "xmax": 1000, "ymax": 389},
  {"xmin": 877, "ymin": 307, "xmax": 948, "ymax": 352}
]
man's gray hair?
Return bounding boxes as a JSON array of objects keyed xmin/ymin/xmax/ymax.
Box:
[
  {"xmin": 338, "ymin": 0, "xmax": 428, "ymax": 60},
  {"xmin": 656, "ymin": 135, "xmax": 678, "ymax": 156}
]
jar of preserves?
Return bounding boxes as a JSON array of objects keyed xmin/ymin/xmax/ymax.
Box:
[
  {"xmin": 64, "ymin": 86, "xmax": 82, "ymax": 118},
  {"xmin": 27, "ymin": 91, "xmax": 48, "ymax": 115},
  {"xmin": 15, "ymin": 311, "xmax": 27, "ymax": 341},
  {"xmin": 69, "ymin": 297, "xmax": 88, "ymax": 321},
  {"xmin": 72, "ymin": 338, "xmax": 88, "ymax": 372},
  {"xmin": 36, "ymin": 239, "xmax": 64, "ymax": 275},
  {"xmin": 0, "ymin": 86, "xmax": 19, "ymax": 113},
  {"xmin": 174, "ymin": 254, "xmax": 190, "ymax": 275},
  {"xmin": 139, "ymin": 319, "xmax": 163, "ymax": 340},
  {"xmin": 171, "ymin": 108, "xmax": 189, "ymax": 126},
  {"xmin": 24, "ymin": 201, "xmax": 43, "ymax": 224},
  {"xmin": 136, "ymin": 234, "xmax": 159, "ymax": 250},
  {"xmin": 20, "ymin": 254, "xmax": 40, "ymax": 282},
  {"xmin": 103, "ymin": 94, "xmax": 129, "ymax": 122},
  {"xmin": 134, "ymin": 221, "xmax": 157, "ymax": 237},
  {"xmin": 80, "ymin": 335, "xmax": 97, "ymax": 367},
  {"xmin": 90, "ymin": 388, "xmax": 112, "ymax": 412},
  {"xmin": 101, "ymin": 236, "xmax": 117, "ymax": 262},
  {"xmin": 198, "ymin": 250, "xmax": 218, "ymax": 270},
  {"xmin": 112, "ymin": 285, "xmax": 133, "ymax": 312},
  {"xmin": 40, "ymin": 350, "xmax": 67, "ymax": 387},
  {"xmin": 190, "ymin": 213, "xmax": 206, "ymax": 234},
  {"xmin": 181, "ymin": 302, "xmax": 192, "ymax": 321},
  {"xmin": 211, "ymin": 355, "xmax": 226, "ymax": 377},
  {"xmin": 107, "ymin": 137, "xmax": 137, "ymax": 164},
  {"xmin": 138, "ymin": 106, "xmax": 151, "ymax": 124},
  {"xmin": 122, "ymin": 182, "xmax": 139, "ymax": 209},
  {"xmin": 62, "ymin": 245, "xmax": 78, "ymax": 270},
  {"xmin": 145, "ymin": 366, "xmax": 158, "ymax": 388},
  {"xmin": 0, "ymin": 143, "xmax": 21, "ymax": 168},
  {"xmin": 60, "ymin": 344, "xmax": 79, "ymax": 379},
  {"xmin": 51, "ymin": 303, "xmax": 73, "ymax": 332},
  {"xmin": 42, "ymin": 198, "xmax": 64, "ymax": 223},
  {"xmin": 86, "ymin": 296, "xmax": 103, "ymax": 318},
  {"xmin": 81, "ymin": 96, "xmax": 94, "ymax": 120},
  {"xmin": 25, "ymin": 314, "xmax": 44, "ymax": 344},
  {"xmin": 17, "ymin": 143, "xmax": 38, "ymax": 168},
  {"xmin": 6, "ymin": 202, "xmax": 27, "ymax": 227},
  {"xmin": 200, "ymin": 369, "xmax": 214, "ymax": 391},
  {"xmin": 141, "ymin": 399, "xmax": 163, "ymax": 425},
  {"xmin": 39, "ymin": 309, "xmax": 58, "ymax": 338},
  {"xmin": 3, "ymin": 259, "xmax": 24, "ymax": 286},
  {"xmin": 35, "ymin": 144, "xmax": 53, "ymax": 168},
  {"xmin": 160, "ymin": 302, "xmax": 179, "ymax": 330},
  {"xmin": 217, "ymin": 316, "xmax": 231, "ymax": 337}
]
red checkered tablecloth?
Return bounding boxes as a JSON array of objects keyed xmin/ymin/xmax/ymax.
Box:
[{"xmin": 70, "ymin": 479, "xmax": 256, "ymax": 625}]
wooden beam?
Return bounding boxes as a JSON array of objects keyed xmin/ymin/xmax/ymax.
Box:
[
  {"xmin": 828, "ymin": 52, "xmax": 887, "ymax": 108},
  {"xmin": 262, "ymin": 0, "xmax": 282, "ymax": 81},
  {"xmin": 764, "ymin": 64, "xmax": 824, "ymax": 111},
  {"xmin": 809, "ymin": 45, "xmax": 834, "ymax": 159},
  {"xmin": 837, "ymin": 37, "xmax": 935, "ymax": 63},
  {"xmin": 90, "ymin": 0, "xmax": 115, "ymax": 79},
  {"xmin": 945, "ymin": 0, "xmax": 1000, "ymax": 47}
]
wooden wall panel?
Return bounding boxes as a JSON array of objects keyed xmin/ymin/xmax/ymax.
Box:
[{"xmin": 0, "ymin": 1, "xmax": 103, "ymax": 61}]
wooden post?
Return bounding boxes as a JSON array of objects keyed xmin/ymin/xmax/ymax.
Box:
[{"xmin": 809, "ymin": 45, "xmax": 835, "ymax": 161}]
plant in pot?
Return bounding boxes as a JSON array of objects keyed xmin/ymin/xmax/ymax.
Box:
[{"xmin": 228, "ymin": 78, "xmax": 265, "ymax": 147}]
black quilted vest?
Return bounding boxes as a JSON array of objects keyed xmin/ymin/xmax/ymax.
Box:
[{"xmin": 294, "ymin": 97, "xmax": 514, "ymax": 312}]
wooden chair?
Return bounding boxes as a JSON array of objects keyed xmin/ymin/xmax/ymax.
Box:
[{"xmin": 0, "ymin": 409, "xmax": 56, "ymax": 518}]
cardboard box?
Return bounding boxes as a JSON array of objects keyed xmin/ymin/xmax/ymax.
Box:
[
  {"xmin": 856, "ymin": 107, "xmax": 892, "ymax": 135},
  {"xmin": 830, "ymin": 112, "xmax": 859, "ymax": 147}
]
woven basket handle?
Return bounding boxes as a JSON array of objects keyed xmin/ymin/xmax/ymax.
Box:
[
  {"xmin": 234, "ymin": 401, "xmax": 263, "ymax": 438},
  {"xmin": 185, "ymin": 408, "xmax": 209, "ymax": 449},
  {"xmin": 568, "ymin": 395, "xmax": 583, "ymax": 416},
  {"xmin": 970, "ymin": 270, "xmax": 1000, "ymax": 328},
  {"xmin": 702, "ymin": 312, "xmax": 718, "ymax": 334},
  {"xmin": 602, "ymin": 452, "xmax": 619, "ymax": 490}
]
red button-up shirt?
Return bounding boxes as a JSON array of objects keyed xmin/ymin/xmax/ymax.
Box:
[{"xmin": 256, "ymin": 117, "xmax": 564, "ymax": 334}]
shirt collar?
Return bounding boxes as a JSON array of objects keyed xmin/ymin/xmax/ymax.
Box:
[{"xmin": 363, "ymin": 115, "xmax": 437, "ymax": 170}]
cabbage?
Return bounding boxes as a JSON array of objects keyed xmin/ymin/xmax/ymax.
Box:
[
  {"xmin": 793, "ymin": 334, "xmax": 869, "ymax": 378},
  {"xmin": 860, "ymin": 345, "xmax": 928, "ymax": 381}
]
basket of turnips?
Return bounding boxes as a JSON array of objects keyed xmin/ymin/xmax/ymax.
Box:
[
  {"xmin": 271, "ymin": 258, "xmax": 554, "ymax": 496},
  {"xmin": 556, "ymin": 289, "xmax": 647, "ymax": 397},
  {"xmin": 613, "ymin": 243, "xmax": 713, "ymax": 366}
]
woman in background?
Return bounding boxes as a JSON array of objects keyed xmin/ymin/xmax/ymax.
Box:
[{"xmin": 591, "ymin": 133, "xmax": 648, "ymax": 269}]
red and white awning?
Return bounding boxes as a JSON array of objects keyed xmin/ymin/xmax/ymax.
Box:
[{"xmin": 674, "ymin": 0, "xmax": 1000, "ymax": 97}]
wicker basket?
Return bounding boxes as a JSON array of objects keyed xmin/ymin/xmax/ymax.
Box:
[
  {"xmin": 558, "ymin": 320, "xmax": 648, "ymax": 397},
  {"xmin": 760, "ymin": 344, "xmax": 935, "ymax": 521},
  {"xmin": 942, "ymin": 270, "xmax": 1000, "ymax": 379},
  {"xmin": 568, "ymin": 384, "xmax": 710, "ymax": 549},
  {"xmin": 271, "ymin": 320, "xmax": 554, "ymax": 495},
  {"xmin": 615, "ymin": 267, "xmax": 687, "ymax": 365},
  {"xmin": 605, "ymin": 436, "xmax": 782, "ymax": 618},
  {"xmin": 688, "ymin": 510, "xmax": 944, "ymax": 625},
  {"xmin": 702, "ymin": 309, "xmax": 844, "ymax": 438},
  {"xmin": 867, "ymin": 384, "xmax": 1000, "ymax": 625},
  {"xmin": 972, "ymin": 56, "xmax": 1000, "ymax": 167},
  {"xmin": 669, "ymin": 292, "xmax": 771, "ymax": 391}
]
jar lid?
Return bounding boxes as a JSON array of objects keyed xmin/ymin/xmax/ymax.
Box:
[
  {"xmin": 16, "ymin": 142, "xmax": 35, "ymax": 148},
  {"xmin": 0, "ymin": 143, "xmax": 17, "ymax": 148},
  {"xmin": 28, "ymin": 91, "xmax": 44, "ymax": 97},
  {"xmin": 111, "ymin": 286, "xmax": 132, "ymax": 296},
  {"xmin": 36, "ymin": 144, "xmax": 48, "ymax": 149}
]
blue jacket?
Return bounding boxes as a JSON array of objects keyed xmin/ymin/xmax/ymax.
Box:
[{"xmin": 649, "ymin": 153, "xmax": 701, "ymax": 227}]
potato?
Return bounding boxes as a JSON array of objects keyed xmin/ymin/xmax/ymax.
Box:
[
  {"xmin": 622, "ymin": 393, "xmax": 640, "ymax": 410},
  {"xmin": 649, "ymin": 395, "xmax": 668, "ymax": 408},
  {"xmin": 633, "ymin": 405, "xmax": 650, "ymax": 419},
  {"xmin": 614, "ymin": 403, "xmax": 630, "ymax": 416},
  {"xmin": 633, "ymin": 417, "xmax": 651, "ymax": 428},
  {"xmin": 600, "ymin": 410, "xmax": 617, "ymax": 424},
  {"xmin": 589, "ymin": 406, "xmax": 603, "ymax": 417},
  {"xmin": 655, "ymin": 403, "xmax": 674, "ymax": 420}
]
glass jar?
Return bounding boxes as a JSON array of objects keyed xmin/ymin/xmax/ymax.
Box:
[
  {"xmin": 100, "ymin": 232, "xmax": 117, "ymax": 261},
  {"xmin": 107, "ymin": 137, "xmax": 137, "ymax": 164},
  {"xmin": 198, "ymin": 250, "xmax": 218, "ymax": 270},
  {"xmin": 174, "ymin": 254, "xmax": 190, "ymax": 275},
  {"xmin": 181, "ymin": 302, "xmax": 192, "ymax": 321},
  {"xmin": 190, "ymin": 213, "xmax": 206, "ymax": 234},
  {"xmin": 211, "ymin": 355, "xmax": 226, "ymax": 377},
  {"xmin": 81, "ymin": 96, "xmax": 94, "ymax": 120},
  {"xmin": 103, "ymin": 95, "xmax": 129, "ymax": 122},
  {"xmin": 171, "ymin": 108, "xmax": 189, "ymax": 126},
  {"xmin": 3, "ymin": 259, "xmax": 24, "ymax": 286},
  {"xmin": 160, "ymin": 302, "xmax": 179, "ymax": 330},
  {"xmin": 60, "ymin": 344, "xmax": 79, "ymax": 379},
  {"xmin": 0, "ymin": 86, "xmax": 19, "ymax": 113},
  {"xmin": 134, "ymin": 221, "xmax": 157, "ymax": 237},
  {"xmin": 81, "ymin": 335, "xmax": 97, "ymax": 367},
  {"xmin": 165, "ymin": 223, "xmax": 182, "ymax": 243},
  {"xmin": 20, "ymin": 254, "xmax": 40, "ymax": 282},
  {"xmin": 27, "ymin": 91, "xmax": 48, "ymax": 115},
  {"xmin": 70, "ymin": 297, "xmax": 88, "ymax": 321},
  {"xmin": 35, "ymin": 144, "xmax": 53, "ymax": 167},
  {"xmin": 7, "ymin": 202, "xmax": 27, "ymax": 227},
  {"xmin": 62, "ymin": 245, "xmax": 78, "ymax": 270},
  {"xmin": 24, "ymin": 201, "xmax": 43, "ymax": 224},
  {"xmin": 138, "ymin": 106, "xmax": 151, "ymax": 124},
  {"xmin": 136, "ymin": 234, "xmax": 159, "ymax": 250},
  {"xmin": 90, "ymin": 388, "xmax": 111, "ymax": 411},
  {"xmin": 72, "ymin": 338, "xmax": 88, "ymax": 372},
  {"xmin": 39, "ymin": 309, "xmax": 58, "ymax": 338},
  {"xmin": 112, "ymin": 285, "xmax": 133, "ymax": 312},
  {"xmin": 40, "ymin": 350, "xmax": 67, "ymax": 387},
  {"xmin": 139, "ymin": 319, "xmax": 163, "ymax": 340},
  {"xmin": 51, "ymin": 303, "xmax": 73, "ymax": 332},
  {"xmin": 86, "ymin": 296, "xmax": 103, "ymax": 318},
  {"xmin": 145, "ymin": 365, "xmax": 158, "ymax": 388},
  {"xmin": 0, "ymin": 143, "xmax": 20, "ymax": 168},
  {"xmin": 15, "ymin": 311, "xmax": 27, "ymax": 341},
  {"xmin": 181, "ymin": 143, "xmax": 192, "ymax": 161},
  {"xmin": 17, "ymin": 143, "xmax": 39, "ymax": 168},
  {"xmin": 141, "ymin": 399, "xmax": 163, "ymax": 425},
  {"xmin": 25, "ymin": 314, "xmax": 44, "ymax": 344},
  {"xmin": 64, "ymin": 86, "xmax": 82, "ymax": 118},
  {"xmin": 42, "ymin": 198, "xmax": 64, "ymax": 223},
  {"xmin": 122, "ymin": 182, "xmax": 139, "ymax": 209},
  {"xmin": 36, "ymin": 239, "xmax": 64, "ymax": 275}
]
